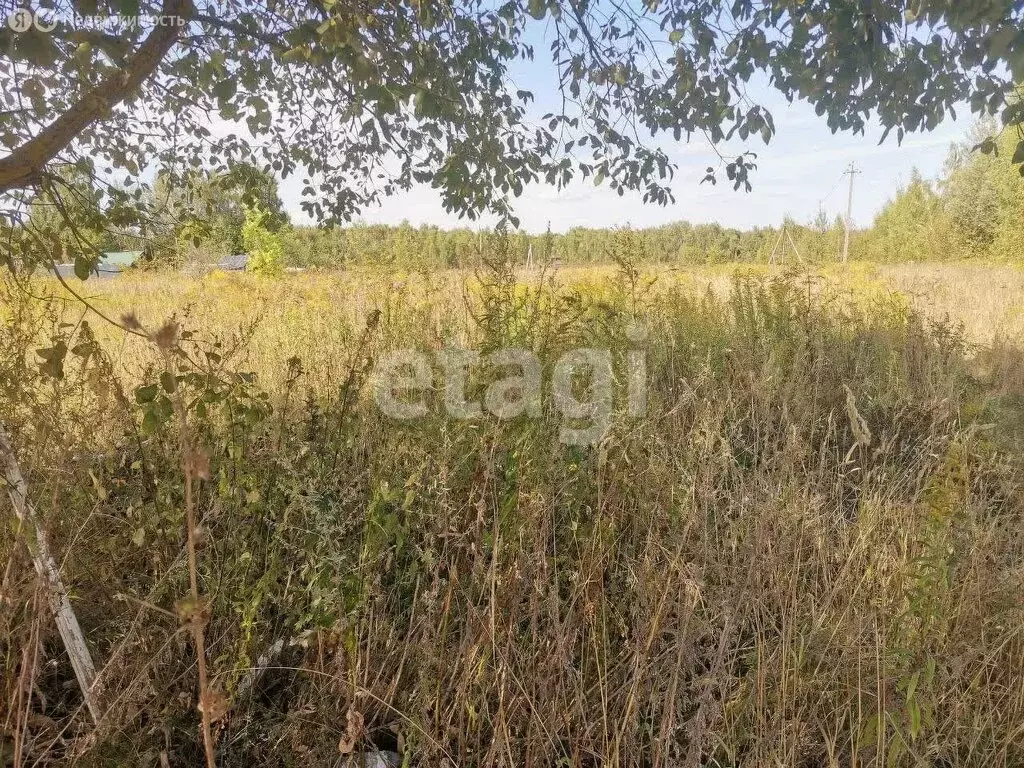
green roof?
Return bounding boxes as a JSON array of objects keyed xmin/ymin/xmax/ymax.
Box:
[{"xmin": 101, "ymin": 251, "xmax": 142, "ymax": 267}]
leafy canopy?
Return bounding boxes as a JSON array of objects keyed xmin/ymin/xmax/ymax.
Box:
[
  {"xmin": 155, "ymin": 163, "xmax": 288, "ymax": 253},
  {"xmin": 1, "ymin": 0, "xmax": 1023, "ymax": 270}
]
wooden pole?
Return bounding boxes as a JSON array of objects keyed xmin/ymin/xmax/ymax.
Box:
[
  {"xmin": 785, "ymin": 228, "xmax": 804, "ymax": 264},
  {"xmin": 842, "ymin": 162, "xmax": 860, "ymax": 263},
  {"xmin": 769, "ymin": 225, "xmax": 785, "ymax": 265},
  {"xmin": 0, "ymin": 424, "xmax": 102, "ymax": 723}
]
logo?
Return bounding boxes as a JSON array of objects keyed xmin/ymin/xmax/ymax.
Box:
[
  {"xmin": 370, "ymin": 330, "xmax": 650, "ymax": 446},
  {"xmin": 5, "ymin": 9, "xmax": 185, "ymax": 32},
  {"xmin": 6, "ymin": 7, "xmax": 33, "ymax": 32},
  {"xmin": 33, "ymin": 9, "xmax": 56, "ymax": 31}
]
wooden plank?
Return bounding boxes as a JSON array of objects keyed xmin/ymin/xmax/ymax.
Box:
[{"xmin": 0, "ymin": 423, "xmax": 102, "ymax": 724}]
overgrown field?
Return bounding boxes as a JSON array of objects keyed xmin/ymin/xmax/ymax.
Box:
[{"xmin": 2, "ymin": 259, "xmax": 1024, "ymax": 767}]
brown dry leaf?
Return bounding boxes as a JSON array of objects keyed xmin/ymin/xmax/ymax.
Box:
[
  {"xmin": 199, "ymin": 687, "xmax": 230, "ymax": 722},
  {"xmin": 120, "ymin": 312, "xmax": 142, "ymax": 331},
  {"xmin": 173, "ymin": 596, "xmax": 210, "ymax": 628},
  {"xmin": 152, "ymin": 321, "xmax": 179, "ymax": 350},
  {"xmin": 843, "ymin": 384, "xmax": 872, "ymax": 448},
  {"xmin": 337, "ymin": 706, "xmax": 365, "ymax": 754},
  {"xmin": 337, "ymin": 734, "xmax": 355, "ymax": 755}
]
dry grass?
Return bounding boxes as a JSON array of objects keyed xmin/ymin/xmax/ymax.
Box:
[
  {"xmin": 877, "ymin": 262, "xmax": 1024, "ymax": 346},
  {"xmin": 2, "ymin": 260, "xmax": 1023, "ymax": 767}
]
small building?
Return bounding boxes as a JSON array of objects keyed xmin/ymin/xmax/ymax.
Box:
[
  {"xmin": 97, "ymin": 251, "xmax": 142, "ymax": 277},
  {"xmin": 216, "ymin": 254, "xmax": 249, "ymax": 271},
  {"xmin": 101, "ymin": 251, "xmax": 142, "ymax": 269},
  {"xmin": 51, "ymin": 251, "xmax": 142, "ymax": 280}
]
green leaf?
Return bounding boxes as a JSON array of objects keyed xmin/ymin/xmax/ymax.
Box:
[
  {"xmin": 281, "ymin": 46, "xmax": 307, "ymax": 63},
  {"xmin": 886, "ymin": 737, "xmax": 906, "ymax": 768},
  {"xmin": 17, "ymin": 29, "xmax": 61, "ymax": 67},
  {"xmin": 669, "ymin": 30, "xmax": 683, "ymax": 44},
  {"xmin": 858, "ymin": 713, "xmax": 878, "ymax": 748},
  {"xmin": 160, "ymin": 371, "xmax": 177, "ymax": 394},
  {"xmin": 214, "ymin": 78, "xmax": 237, "ymax": 101},
  {"xmin": 153, "ymin": 397, "xmax": 174, "ymax": 421},
  {"xmin": 70, "ymin": 341, "xmax": 97, "ymax": 358},
  {"xmin": 1012, "ymin": 140, "xmax": 1024, "ymax": 166},
  {"xmin": 907, "ymin": 697, "xmax": 921, "ymax": 741},
  {"xmin": 905, "ymin": 670, "xmax": 920, "ymax": 702},
  {"xmin": 36, "ymin": 342, "xmax": 68, "ymax": 379},
  {"xmin": 154, "ymin": 395, "xmax": 174, "ymax": 421},
  {"xmin": 135, "ymin": 383, "xmax": 159, "ymax": 404},
  {"xmin": 74, "ymin": 255, "xmax": 94, "ymax": 281},
  {"xmin": 975, "ymin": 137, "xmax": 997, "ymax": 155},
  {"xmin": 141, "ymin": 410, "xmax": 160, "ymax": 434}
]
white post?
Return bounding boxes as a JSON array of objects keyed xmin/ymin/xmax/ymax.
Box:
[{"xmin": 0, "ymin": 424, "xmax": 102, "ymax": 723}]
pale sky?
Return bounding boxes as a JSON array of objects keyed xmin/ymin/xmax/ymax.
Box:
[
  {"xmin": 279, "ymin": 87, "xmax": 967, "ymax": 235},
  {"xmin": 276, "ymin": 32, "xmax": 972, "ymax": 235},
  {"xmin": 29, "ymin": 11, "xmax": 979, "ymax": 236}
]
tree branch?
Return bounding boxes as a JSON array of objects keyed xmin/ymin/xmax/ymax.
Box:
[
  {"xmin": 0, "ymin": 0, "xmax": 194, "ymax": 194},
  {"xmin": 191, "ymin": 12, "xmax": 288, "ymax": 51}
]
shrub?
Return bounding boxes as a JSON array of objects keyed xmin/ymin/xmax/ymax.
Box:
[{"xmin": 242, "ymin": 207, "xmax": 285, "ymax": 276}]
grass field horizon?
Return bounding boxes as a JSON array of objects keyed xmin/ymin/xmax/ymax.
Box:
[
  {"xmin": 5, "ymin": 2, "xmax": 1024, "ymax": 764},
  {"xmin": 4, "ymin": 257, "xmax": 1024, "ymax": 766}
]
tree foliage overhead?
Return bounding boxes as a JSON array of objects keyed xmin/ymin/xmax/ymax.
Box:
[{"xmin": 1, "ymin": 0, "xmax": 1023, "ymax": 270}]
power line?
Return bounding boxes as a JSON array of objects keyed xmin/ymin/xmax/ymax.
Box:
[{"xmin": 816, "ymin": 170, "xmax": 847, "ymax": 211}]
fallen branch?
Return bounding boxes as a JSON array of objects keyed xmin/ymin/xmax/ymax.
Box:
[{"xmin": 0, "ymin": 423, "xmax": 102, "ymax": 724}]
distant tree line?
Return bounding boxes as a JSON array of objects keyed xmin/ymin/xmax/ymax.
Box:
[
  {"xmin": 262, "ymin": 215, "xmax": 852, "ymax": 268},
  {"xmin": 275, "ymin": 220, "xmax": 787, "ymax": 269},
  {"xmin": 21, "ymin": 120, "xmax": 1024, "ymax": 274},
  {"xmin": 245, "ymin": 121, "xmax": 1024, "ymax": 268},
  {"xmin": 861, "ymin": 118, "xmax": 1024, "ymax": 262}
]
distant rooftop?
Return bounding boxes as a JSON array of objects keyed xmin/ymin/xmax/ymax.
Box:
[
  {"xmin": 101, "ymin": 251, "xmax": 143, "ymax": 268},
  {"xmin": 48, "ymin": 251, "xmax": 141, "ymax": 281},
  {"xmin": 217, "ymin": 254, "xmax": 249, "ymax": 271},
  {"xmin": 53, "ymin": 263, "xmax": 119, "ymax": 280}
]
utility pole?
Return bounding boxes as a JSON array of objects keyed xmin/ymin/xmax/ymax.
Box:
[{"xmin": 841, "ymin": 162, "xmax": 860, "ymax": 263}]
